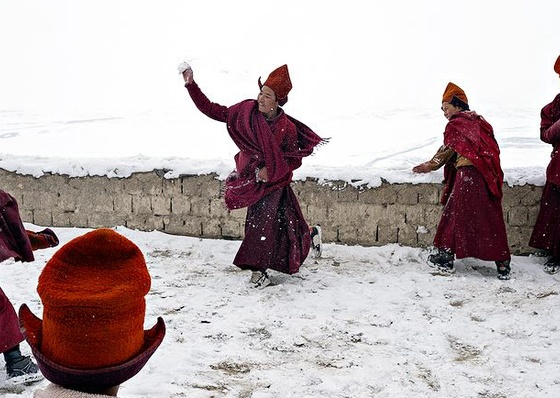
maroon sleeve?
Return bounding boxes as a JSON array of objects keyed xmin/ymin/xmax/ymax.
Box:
[
  {"xmin": 185, "ymin": 81, "xmax": 228, "ymax": 123},
  {"xmin": 0, "ymin": 190, "xmax": 34, "ymax": 263},
  {"xmin": 540, "ymin": 94, "xmax": 560, "ymax": 144},
  {"xmin": 541, "ymin": 119, "xmax": 560, "ymax": 145}
]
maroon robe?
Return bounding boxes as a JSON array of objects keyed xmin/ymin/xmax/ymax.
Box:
[
  {"xmin": 530, "ymin": 93, "xmax": 560, "ymax": 256},
  {"xmin": 434, "ymin": 112, "xmax": 510, "ymax": 261},
  {"xmin": 0, "ymin": 287, "xmax": 24, "ymax": 353},
  {"xmin": 0, "ymin": 190, "xmax": 35, "ymax": 353},
  {"xmin": 186, "ymin": 82, "xmax": 325, "ymax": 274},
  {"xmin": 0, "ymin": 190, "xmax": 34, "ymax": 263}
]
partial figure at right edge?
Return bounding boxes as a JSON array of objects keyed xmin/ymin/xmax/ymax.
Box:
[{"xmin": 529, "ymin": 55, "xmax": 560, "ymax": 274}]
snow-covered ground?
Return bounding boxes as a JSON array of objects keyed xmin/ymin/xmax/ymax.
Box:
[{"xmin": 1, "ymin": 225, "xmax": 559, "ymax": 397}]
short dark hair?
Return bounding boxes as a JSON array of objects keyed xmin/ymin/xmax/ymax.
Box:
[{"xmin": 449, "ymin": 95, "xmax": 470, "ymax": 111}]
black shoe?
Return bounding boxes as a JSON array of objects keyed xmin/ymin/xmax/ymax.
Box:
[
  {"xmin": 6, "ymin": 356, "xmax": 43, "ymax": 384},
  {"xmin": 427, "ymin": 250, "xmax": 455, "ymax": 274},
  {"xmin": 543, "ymin": 257, "xmax": 560, "ymax": 275},
  {"xmin": 496, "ymin": 260, "xmax": 511, "ymax": 280}
]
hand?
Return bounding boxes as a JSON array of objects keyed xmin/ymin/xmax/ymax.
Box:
[
  {"xmin": 256, "ymin": 166, "xmax": 268, "ymax": 182},
  {"xmin": 412, "ymin": 162, "xmax": 432, "ymax": 173},
  {"xmin": 182, "ymin": 67, "xmax": 193, "ymax": 85},
  {"xmin": 178, "ymin": 61, "xmax": 193, "ymax": 84}
]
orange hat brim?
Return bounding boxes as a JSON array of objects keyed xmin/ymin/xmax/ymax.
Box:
[{"xmin": 19, "ymin": 304, "xmax": 165, "ymax": 392}]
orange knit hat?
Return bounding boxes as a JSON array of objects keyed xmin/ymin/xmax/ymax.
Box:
[
  {"xmin": 258, "ymin": 64, "xmax": 292, "ymax": 105},
  {"xmin": 19, "ymin": 228, "xmax": 165, "ymax": 391},
  {"xmin": 554, "ymin": 55, "xmax": 560, "ymax": 75},
  {"xmin": 442, "ymin": 82, "xmax": 468, "ymax": 105}
]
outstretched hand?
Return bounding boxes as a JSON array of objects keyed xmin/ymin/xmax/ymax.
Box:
[{"xmin": 412, "ymin": 162, "xmax": 431, "ymax": 173}]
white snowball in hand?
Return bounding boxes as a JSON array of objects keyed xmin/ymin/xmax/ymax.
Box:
[{"xmin": 177, "ymin": 61, "xmax": 191, "ymax": 74}]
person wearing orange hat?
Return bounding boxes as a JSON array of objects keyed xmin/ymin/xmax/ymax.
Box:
[
  {"xmin": 529, "ymin": 55, "xmax": 560, "ymax": 274},
  {"xmin": 1, "ymin": 189, "xmax": 60, "ymax": 385},
  {"xmin": 180, "ymin": 63, "xmax": 326, "ymax": 288},
  {"xmin": 19, "ymin": 228, "xmax": 165, "ymax": 397},
  {"xmin": 412, "ymin": 82, "xmax": 511, "ymax": 280}
]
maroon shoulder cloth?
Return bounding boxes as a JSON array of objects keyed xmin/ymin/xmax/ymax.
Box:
[
  {"xmin": 443, "ymin": 111, "xmax": 504, "ymax": 199},
  {"xmin": 0, "ymin": 190, "xmax": 34, "ymax": 263},
  {"xmin": 224, "ymin": 100, "xmax": 326, "ymax": 209},
  {"xmin": 541, "ymin": 93, "xmax": 560, "ymax": 185}
]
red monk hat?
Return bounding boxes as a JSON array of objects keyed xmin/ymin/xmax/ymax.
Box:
[
  {"xmin": 258, "ymin": 64, "xmax": 292, "ymax": 106},
  {"xmin": 19, "ymin": 228, "xmax": 165, "ymax": 393},
  {"xmin": 554, "ymin": 55, "xmax": 560, "ymax": 75}
]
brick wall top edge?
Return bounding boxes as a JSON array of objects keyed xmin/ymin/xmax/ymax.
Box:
[{"xmin": 0, "ymin": 168, "xmax": 545, "ymax": 188}]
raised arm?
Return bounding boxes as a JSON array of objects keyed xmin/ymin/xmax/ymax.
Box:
[{"xmin": 182, "ymin": 67, "xmax": 228, "ymax": 123}]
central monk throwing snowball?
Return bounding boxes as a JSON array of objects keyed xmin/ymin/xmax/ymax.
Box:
[{"xmin": 180, "ymin": 63, "xmax": 327, "ymax": 288}]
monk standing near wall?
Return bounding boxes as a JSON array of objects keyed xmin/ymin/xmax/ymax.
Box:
[
  {"xmin": 529, "ymin": 55, "xmax": 560, "ymax": 274},
  {"xmin": 412, "ymin": 83, "xmax": 511, "ymax": 280},
  {"xmin": 180, "ymin": 63, "xmax": 326, "ymax": 288}
]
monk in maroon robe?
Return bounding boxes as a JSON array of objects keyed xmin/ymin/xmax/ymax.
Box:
[
  {"xmin": 529, "ymin": 55, "xmax": 560, "ymax": 274},
  {"xmin": 181, "ymin": 64, "xmax": 325, "ymax": 287},
  {"xmin": 1, "ymin": 189, "xmax": 59, "ymax": 383},
  {"xmin": 413, "ymin": 83, "xmax": 511, "ymax": 280}
]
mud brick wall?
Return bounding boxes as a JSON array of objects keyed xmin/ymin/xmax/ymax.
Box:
[{"xmin": 0, "ymin": 169, "xmax": 543, "ymax": 255}]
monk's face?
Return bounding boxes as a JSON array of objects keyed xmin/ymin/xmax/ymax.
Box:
[
  {"xmin": 257, "ymin": 86, "xmax": 278, "ymax": 119},
  {"xmin": 441, "ymin": 102, "xmax": 461, "ymax": 120}
]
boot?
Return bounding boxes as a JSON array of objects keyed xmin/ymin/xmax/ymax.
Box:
[
  {"xmin": 250, "ymin": 270, "xmax": 271, "ymax": 289},
  {"xmin": 496, "ymin": 260, "xmax": 511, "ymax": 280},
  {"xmin": 310, "ymin": 225, "xmax": 322, "ymax": 258},
  {"xmin": 427, "ymin": 249, "xmax": 455, "ymax": 274},
  {"xmin": 3, "ymin": 345, "xmax": 43, "ymax": 384},
  {"xmin": 543, "ymin": 257, "xmax": 560, "ymax": 275}
]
